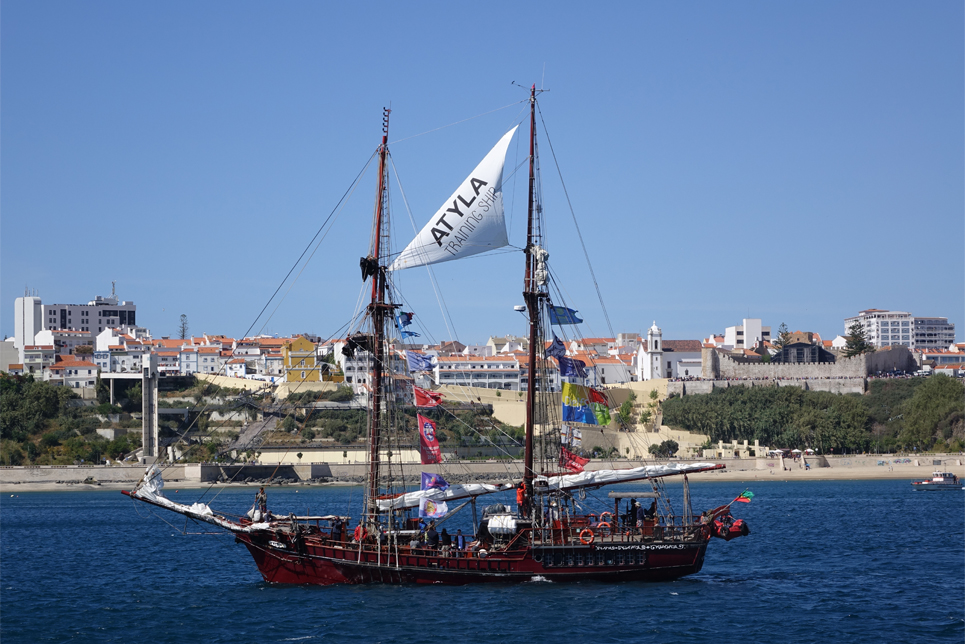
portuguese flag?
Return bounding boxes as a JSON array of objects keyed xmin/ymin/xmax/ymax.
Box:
[{"xmin": 735, "ymin": 490, "xmax": 754, "ymax": 503}]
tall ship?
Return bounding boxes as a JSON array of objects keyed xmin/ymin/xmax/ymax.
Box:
[{"xmin": 126, "ymin": 88, "xmax": 750, "ymax": 584}]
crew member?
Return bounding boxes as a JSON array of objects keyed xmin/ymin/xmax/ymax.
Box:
[
  {"xmin": 516, "ymin": 481, "xmax": 527, "ymax": 515},
  {"xmin": 255, "ymin": 486, "xmax": 267, "ymax": 514},
  {"xmin": 635, "ymin": 501, "xmax": 646, "ymax": 537},
  {"xmin": 645, "ymin": 499, "xmax": 657, "ymax": 520}
]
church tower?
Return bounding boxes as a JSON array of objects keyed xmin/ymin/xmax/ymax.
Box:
[{"xmin": 644, "ymin": 321, "xmax": 663, "ymax": 380}]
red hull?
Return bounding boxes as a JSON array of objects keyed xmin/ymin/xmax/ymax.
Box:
[{"xmin": 235, "ymin": 532, "xmax": 709, "ymax": 585}]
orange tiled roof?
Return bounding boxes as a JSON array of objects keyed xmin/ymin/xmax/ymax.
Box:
[{"xmin": 50, "ymin": 359, "xmax": 98, "ymax": 370}]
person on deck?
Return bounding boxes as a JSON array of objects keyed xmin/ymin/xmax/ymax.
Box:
[
  {"xmin": 635, "ymin": 501, "xmax": 646, "ymax": 537},
  {"xmin": 625, "ymin": 498, "xmax": 636, "ymax": 528},
  {"xmin": 426, "ymin": 522, "xmax": 439, "ymax": 549},
  {"xmin": 645, "ymin": 499, "xmax": 657, "ymax": 520},
  {"xmin": 455, "ymin": 529, "xmax": 466, "ymax": 556},
  {"xmin": 255, "ymin": 487, "xmax": 267, "ymax": 515},
  {"xmin": 516, "ymin": 481, "xmax": 527, "ymax": 516},
  {"xmin": 440, "ymin": 528, "xmax": 451, "ymax": 555}
]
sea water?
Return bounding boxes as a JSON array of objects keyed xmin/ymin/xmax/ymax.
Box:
[{"xmin": 1, "ymin": 480, "xmax": 962, "ymax": 643}]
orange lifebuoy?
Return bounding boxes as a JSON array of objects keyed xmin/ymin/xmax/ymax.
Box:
[
  {"xmin": 599, "ymin": 511, "xmax": 613, "ymax": 523},
  {"xmin": 353, "ymin": 525, "xmax": 367, "ymax": 542},
  {"xmin": 579, "ymin": 528, "xmax": 595, "ymax": 545},
  {"xmin": 596, "ymin": 521, "xmax": 611, "ymax": 536}
]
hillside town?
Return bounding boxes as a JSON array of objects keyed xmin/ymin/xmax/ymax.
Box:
[{"xmin": 3, "ymin": 290, "xmax": 961, "ymax": 399}]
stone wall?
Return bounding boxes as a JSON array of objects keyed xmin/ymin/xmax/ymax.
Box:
[
  {"xmin": 0, "ymin": 464, "xmax": 185, "ymax": 485},
  {"xmin": 697, "ymin": 345, "xmax": 915, "ymax": 382},
  {"xmin": 668, "ymin": 377, "xmax": 866, "ymax": 397}
]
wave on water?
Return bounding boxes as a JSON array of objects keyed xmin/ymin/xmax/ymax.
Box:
[{"xmin": 527, "ymin": 575, "xmax": 552, "ymax": 583}]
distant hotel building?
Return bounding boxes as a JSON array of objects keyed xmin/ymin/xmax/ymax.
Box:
[
  {"xmin": 14, "ymin": 288, "xmax": 136, "ymax": 360},
  {"xmin": 844, "ymin": 309, "xmax": 956, "ymax": 349}
]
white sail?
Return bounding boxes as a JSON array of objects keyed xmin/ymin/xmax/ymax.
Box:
[
  {"xmin": 374, "ymin": 462, "xmax": 723, "ymax": 511},
  {"xmin": 388, "ymin": 126, "xmax": 518, "ymax": 271},
  {"xmin": 131, "ymin": 465, "xmax": 269, "ymax": 533},
  {"xmin": 538, "ymin": 462, "xmax": 724, "ymax": 491},
  {"xmin": 375, "ymin": 482, "xmax": 515, "ymax": 511}
]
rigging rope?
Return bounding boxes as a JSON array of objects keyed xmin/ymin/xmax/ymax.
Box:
[
  {"xmin": 388, "ymin": 100, "xmax": 526, "ymax": 145},
  {"xmin": 537, "ymin": 104, "xmax": 615, "ymax": 340}
]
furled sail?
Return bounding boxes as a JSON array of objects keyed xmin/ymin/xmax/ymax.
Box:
[
  {"xmin": 388, "ymin": 126, "xmax": 518, "ymax": 271},
  {"xmin": 129, "ymin": 465, "xmax": 268, "ymax": 534},
  {"xmin": 375, "ymin": 482, "xmax": 516, "ymax": 511},
  {"xmin": 538, "ymin": 462, "xmax": 725, "ymax": 491},
  {"xmin": 375, "ymin": 463, "xmax": 723, "ymax": 511}
]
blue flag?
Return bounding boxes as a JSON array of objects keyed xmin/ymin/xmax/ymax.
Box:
[
  {"xmin": 557, "ymin": 356, "xmax": 588, "ymax": 378},
  {"xmin": 395, "ymin": 311, "xmax": 420, "ymax": 339},
  {"xmin": 548, "ymin": 306, "xmax": 583, "ymax": 325},
  {"xmin": 544, "ymin": 333, "xmax": 567, "ymax": 359},
  {"xmin": 406, "ymin": 351, "xmax": 435, "ymax": 372},
  {"xmin": 421, "ymin": 472, "xmax": 450, "ymax": 491}
]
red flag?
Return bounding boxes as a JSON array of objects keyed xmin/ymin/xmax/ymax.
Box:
[
  {"xmin": 417, "ymin": 414, "xmax": 442, "ymax": 464},
  {"xmin": 559, "ymin": 446, "xmax": 589, "ymax": 473},
  {"xmin": 414, "ymin": 386, "xmax": 444, "ymax": 408},
  {"xmin": 588, "ymin": 388, "xmax": 608, "ymax": 405}
]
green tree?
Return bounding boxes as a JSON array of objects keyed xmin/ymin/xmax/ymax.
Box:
[
  {"xmin": 618, "ymin": 392, "xmax": 637, "ymax": 427},
  {"xmin": 178, "ymin": 314, "xmax": 189, "ymax": 340},
  {"xmin": 898, "ymin": 375, "xmax": 965, "ymax": 449},
  {"xmin": 844, "ymin": 321, "xmax": 875, "ymax": 358},
  {"xmin": 774, "ymin": 322, "xmax": 791, "ymax": 349},
  {"xmin": 125, "ymin": 382, "xmax": 142, "ymax": 413},
  {"xmin": 282, "ymin": 415, "xmax": 297, "ymax": 432},
  {"xmin": 95, "ymin": 372, "xmax": 110, "ymax": 405}
]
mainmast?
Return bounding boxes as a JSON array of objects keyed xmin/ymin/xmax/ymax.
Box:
[
  {"xmin": 366, "ymin": 107, "xmax": 391, "ymax": 519},
  {"xmin": 522, "ymin": 85, "xmax": 539, "ymax": 515}
]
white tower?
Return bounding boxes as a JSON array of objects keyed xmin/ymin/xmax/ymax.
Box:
[
  {"xmin": 14, "ymin": 295, "xmax": 43, "ymax": 361},
  {"xmin": 644, "ymin": 321, "xmax": 664, "ymax": 380}
]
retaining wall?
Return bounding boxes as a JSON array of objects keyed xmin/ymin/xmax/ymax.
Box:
[
  {"xmin": 0, "ymin": 464, "xmax": 185, "ymax": 485},
  {"xmin": 668, "ymin": 378, "xmax": 866, "ymax": 397}
]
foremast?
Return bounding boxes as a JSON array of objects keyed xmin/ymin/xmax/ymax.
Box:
[
  {"xmin": 366, "ymin": 108, "xmax": 391, "ymax": 521},
  {"xmin": 522, "ymin": 85, "xmax": 543, "ymax": 517}
]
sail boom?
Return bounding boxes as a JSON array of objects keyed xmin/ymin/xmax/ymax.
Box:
[
  {"xmin": 538, "ymin": 463, "xmax": 725, "ymax": 493},
  {"xmin": 375, "ymin": 482, "xmax": 515, "ymax": 511}
]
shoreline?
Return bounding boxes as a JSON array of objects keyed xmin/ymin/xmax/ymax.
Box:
[{"xmin": 3, "ymin": 462, "xmax": 959, "ymax": 494}]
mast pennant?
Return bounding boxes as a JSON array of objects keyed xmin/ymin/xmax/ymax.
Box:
[{"xmin": 389, "ymin": 126, "xmax": 518, "ymax": 271}]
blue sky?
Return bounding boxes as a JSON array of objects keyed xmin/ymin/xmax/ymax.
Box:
[{"xmin": 2, "ymin": 1, "xmax": 962, "ymax": 346}]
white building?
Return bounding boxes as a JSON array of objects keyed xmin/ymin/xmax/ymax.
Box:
[
  {"xmin": 462, "ymin": 344, "xmax": 493, "ymax": 357},
  {"xmin": 723, "ymin": 319, "xmax": 770, "ymax": 350},
  {"xmin": 34, "ymin": 329, "xmax": 94, "ymax": 356},
  {"xmin": 14, "ymin": 289, "xmax": 139, "ymax": 360},
  {"xmin": 13, "ymin": 294, "xmax": 43, "ymax": 361},
  {"xmin": 844, "ymin": 309, "xmax": 955, "ymax": 349},
  {"xmin": 638, "ymin": 322, "xmax": 703, "ymax": 380},
  {"xmin": 22, "ymin": 345, "xmax": 56, "ymax": 375},
  {"xmin": 47, "ymin": 358, "xmax": 99, "ymax": 389},
  {"xmin": 845, "ymin": 309, "xmax": 912, "ymax": 348}
]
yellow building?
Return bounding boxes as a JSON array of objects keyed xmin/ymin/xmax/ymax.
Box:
[{"xmin": 283, "ymin": 336, "xmax": 320, "ymax": 382}]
